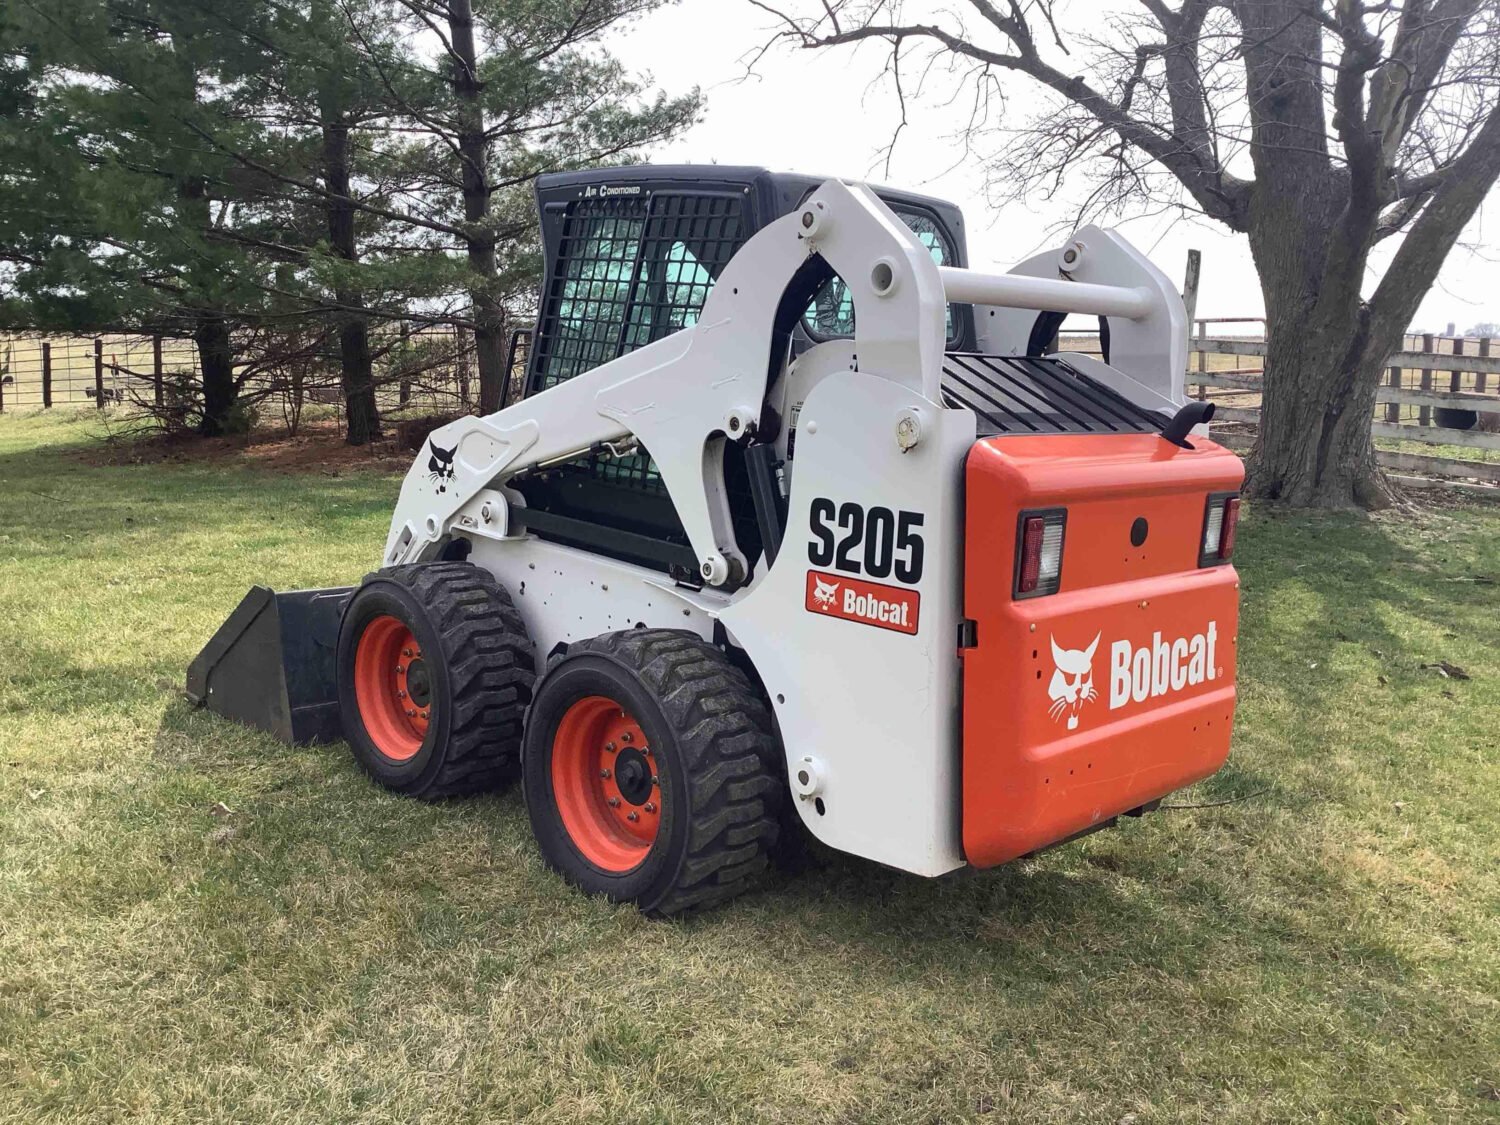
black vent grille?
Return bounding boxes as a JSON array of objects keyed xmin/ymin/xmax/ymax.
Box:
[{"xmin": 942, "ymin": 353, "xmax": 1166, "ymax": 436}]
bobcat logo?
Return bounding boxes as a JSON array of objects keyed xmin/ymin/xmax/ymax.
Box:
[
  {"xmin": 1048, "ymin": 633, "xmax": 1100, "ymax": 730},
  {"xmin": 426, "ymin": 439, "xmax": 457, "ymax": 493},
  {"xmin": 812, "ymin": 576, "xmax": 840, "ymax": 609}
]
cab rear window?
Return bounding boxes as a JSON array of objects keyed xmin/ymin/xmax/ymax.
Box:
[{"xmin": 803, "ymin": 206, "xmax": 958, "ymax": 342}]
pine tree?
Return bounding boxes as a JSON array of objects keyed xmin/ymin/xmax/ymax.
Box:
[
  {"xmin": 1, "ymin": 0, "xmax": 287, "ymax": 434},
  {"xmin": 370, "ymin": 0, "xmax": 702, "ymax": 412}
]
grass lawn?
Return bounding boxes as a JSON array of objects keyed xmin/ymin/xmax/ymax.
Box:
[{"xmin": 0, "ymin": 410, "xmax": 1496, "ymax": 1124}]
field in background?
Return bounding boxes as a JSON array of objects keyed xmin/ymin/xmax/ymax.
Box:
[{"xmin": 0, "ymin": 410, "xmax": 1497, "ymax": 1123}]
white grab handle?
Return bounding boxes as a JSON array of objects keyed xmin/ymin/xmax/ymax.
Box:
[{"xmin": 938, "ymin": 266, "xmax": 1154, "ymax": 320}]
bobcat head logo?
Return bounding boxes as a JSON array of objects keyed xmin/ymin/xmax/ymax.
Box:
[
  {"xmin": 426, "ymin": 439, "xmax": 457, "ymax": 494},
  {"xmin": 1048, "ymin": 633, "xmax": 1100, "ymax": 730},
  {"xmin": 812, "ymin": 576, "xmax": 840, "ymax": 609}
]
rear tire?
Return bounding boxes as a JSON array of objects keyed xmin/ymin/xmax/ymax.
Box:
[
  {"xmin": 522, "ymin": 629, "xmax": 784, "ymax": 915},
  {"xmin": 337, "ymin": 562, "xmax": 535, "ymax": 799}
]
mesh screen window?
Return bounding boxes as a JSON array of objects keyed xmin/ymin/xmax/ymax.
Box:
[
  {"xmin": 530, "ymin": 190, "xmax": 747, "ymax": 494},
  {"xmin": 534, "ymin": 192, "xmax": 745, "ymax": 390}
]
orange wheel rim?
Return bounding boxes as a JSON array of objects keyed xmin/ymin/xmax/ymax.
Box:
[
  {"xmin": 550, "ymin": 695, "xmax": 661, "ymax": 873},
  {"xmin": 353, "ymin": 614, "xmax": 430, "ymax": 762}
]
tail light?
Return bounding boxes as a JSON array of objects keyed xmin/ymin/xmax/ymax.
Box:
[
  {"xmin": 1014, "ymin": 508, "xmax": 1066, "ymax": 598},
  {"xmin": 1200, "ymin": 492, "xmax": 1240, "ymax": 566}
]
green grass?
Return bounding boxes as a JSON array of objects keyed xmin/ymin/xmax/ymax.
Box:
[{"xmin": 1, "ymin": 409, "xmax": 1497, "ymax": 1124}]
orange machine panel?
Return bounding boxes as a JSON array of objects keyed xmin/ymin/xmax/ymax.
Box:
[{"xmin": 962, "ymin": 434, "xmax": 1245, "ymax": 868}]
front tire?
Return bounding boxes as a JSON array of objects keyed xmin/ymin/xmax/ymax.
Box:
[
  {"xmin": 337, "ymin": 562, "xmax": 534, "ymax": 799},
  {"xmin": 522, "ymin": 629, "xmax": 784, "ymax": 915}
]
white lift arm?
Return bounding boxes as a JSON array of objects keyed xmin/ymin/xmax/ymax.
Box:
[
  {"xmin": 382, "ymin": 180, "xmax": 1187, "ymax": 584},
  {"xmin": 383, "ymin": 178, "xmax": 949, "ymax": 584}
]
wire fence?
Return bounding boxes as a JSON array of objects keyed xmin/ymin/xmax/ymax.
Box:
[{"xmin": 0, "ymin": 323, "xmax": 529, "ymax": 431}]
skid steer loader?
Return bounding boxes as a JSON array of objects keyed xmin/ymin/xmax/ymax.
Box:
[{"xmin": 188, "ymin": 165, "xmax": 1243, "ymax": 914}]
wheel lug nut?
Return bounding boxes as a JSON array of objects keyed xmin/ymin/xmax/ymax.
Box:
[
  {"xmin": 398, "ymin": 690, "xmax": 407, "ymax": 699},
  {"xmin": 627, "ymin": 811, "xmax": 638, "ymax": 822},
  {"xmin": 396, "ymin": 664, "xmax": 405, "ymax": 674},
  {"xmin": 406, "ymin": 708, "xmax": 416, "ymax": 716},
  {"xmin": 621, "ymin": 732, "xmax": 633, "ymax": 743},
  {"xmin": 402, "ymin": 648, "xmax": 412, "ymax": 657},
  {"xmin": 607, "ymin": 797, "xmax": 620, "ymax": 808},
  {"xmin": 644, "ymin": 802, "xmax": 656, "ymax": 813},
  {"xmin": 600, "ymin": 769, "xmax": 611, "ymax": 779},
  {"xmin": 419, "ymin": 711, "xmax": 428, "ymax": 720},
  {"xmin": 651, "ymin": 776, "xmax": 659, "ymax": 786},
  {"xmin": 605, "ymin": 742, "xmax": 615, "ymax": 752}
]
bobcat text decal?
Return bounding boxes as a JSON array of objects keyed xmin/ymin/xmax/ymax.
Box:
[
  {"xmin": 1109, "ymin": 623, "xmax": 1219, "ymax": 709},
  {"xmin": 1046, "ymin": 621, "xmax": 1220, "ymax": 728},
  {"xmin": 805, "ymin": 570, "xmax": 919, "ymax": 635}
]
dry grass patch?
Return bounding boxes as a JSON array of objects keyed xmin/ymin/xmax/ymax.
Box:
[{"xmin": 0, "ymin": 410, "xmax": 1497, "ymax": 1124}]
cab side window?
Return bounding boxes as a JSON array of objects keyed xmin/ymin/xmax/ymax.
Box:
[{"xmin": 803, "ymin": 207, "xmax": 957, "ymax": 341}]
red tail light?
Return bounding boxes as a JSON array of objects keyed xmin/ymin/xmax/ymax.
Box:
[
  {"xmin": 1014, "ymin": 509, "xmax": 1066, "ymax": 598},
  {"xmin": 1018, "ymin": 517, "xmax": 1044, "ymax": 592},
  {"xmin": 1219, "ymin": 497, "xmax": 1240, "ymax": 559}
]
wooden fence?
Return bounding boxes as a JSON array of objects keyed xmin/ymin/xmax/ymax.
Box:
[{"xmin": 1185, "ymin": 317, "xmax": 1500, "ymax": 486}]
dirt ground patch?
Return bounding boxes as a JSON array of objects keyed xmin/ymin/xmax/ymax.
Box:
[{"xmin": 75, "ymin": 417, "xmax": 435, "ymax": 475}]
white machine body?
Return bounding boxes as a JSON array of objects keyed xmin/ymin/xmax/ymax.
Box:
[{"xmin": 382, "ymin": 179, "xmax": 1195, "ymax": 876}]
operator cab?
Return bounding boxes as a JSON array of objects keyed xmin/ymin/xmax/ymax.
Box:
[{"xmin": 509, "ymin": 165, "xmax": 974, "ymax": 577}]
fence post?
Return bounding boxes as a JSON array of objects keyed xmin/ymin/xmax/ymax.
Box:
[
  {"xmin": 93, "ymin": 338, "xmax": 105, "ymax": 408},
  {"xmin": 1419, "ymin": 333, "xmax": 1433, "ymax": 427},
  {"xmin": 152, "ymin": 336, "xmax": 164, "ymax": 405},
  {"xmin": 1193, "ymin": 318, "xmax": 1208, "ymax": 401},
  {"xmin": 399, "ymin": 323, "xmax": 411, "ymax": 407},
  {"xmin": 42, "ymin": 342, "xmax": 52, "ymax": 408},
  {"xmin": 1180, "ymin": 250, "xmax": 1201, "ymax": 399},
  {"xmin": 1385, "ymin": 365, "xmax": 1402, "ymax": 423},
  {"xmin": 455, "ymin": 326, "xmax": 471, "ymax": 411},
  {"xmin": 1479, "ymin": 337, "xmax": 1490, "ymax": 395},
  {"xmin": 1450, "ymin": 337, "xmax": 1464, "ymax": 395}
]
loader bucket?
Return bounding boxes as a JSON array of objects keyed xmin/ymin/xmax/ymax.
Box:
[{"xmin": 186, "ymin": 586, "xmax": 352, "ymax": 745}]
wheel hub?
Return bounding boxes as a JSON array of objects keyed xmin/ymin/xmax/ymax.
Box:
[
  {"xmin": 352, "ymin": 615, "xmax": 430, "ymax": 762},
  {"xmin": 405, "ymin": 658, "xmax": 432, "ymax": 708},
  {"xmin": 550, "ymin": 695, "xmax": 662, "ymax": 873},
  {"xmin": 613, "ymin": 746, "xmax": 652, "ymax": 805}
]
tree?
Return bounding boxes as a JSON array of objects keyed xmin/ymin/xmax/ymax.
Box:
[
  {"xmin": 359, "ymin": 0, "xmax": 702, "ymax": 412},
  {"xmin": 2, "ymin": 0, "xmax": 696, "ymax": 439},
  {"xmin": 250, "ymin": 0, "xmax": 407, "ymax": 444},
  {"xmin": 1, "ymin": 0, "xmax": 293, "ymax": 435},
  {"xmin": 759, "ymin": 0, "xmax": 1500, "ymax": 508}
]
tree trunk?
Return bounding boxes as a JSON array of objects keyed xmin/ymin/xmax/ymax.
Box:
[
  {"xmin": 1247, "ymin": 302, "xmax": 1399, "ymax": 509},
  {"xmin": 322, "ymin": 114, "xmax": 381, "ymax": 445},
  {"xmin": 1238, "ymin": 134, "xmax": 1401, "ymax": 510},
  {"xmin": 196, "ymin": 313, "xmax": 237, "ymax": 437},
  {"xmin": 446, "ymin": 0, "xmax": 505, "ymax": 414}
]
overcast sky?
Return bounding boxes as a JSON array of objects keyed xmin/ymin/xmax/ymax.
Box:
[{"xmin": 612, "ymin": 0, "xmax": 1500, "ymax": 335}]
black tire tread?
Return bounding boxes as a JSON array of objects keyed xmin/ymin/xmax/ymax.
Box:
[
  {"xmin": 358, "ymin": 561, "xmax": 534, "ymax": 799},
  {"xmin": 563, "ymin": 628, "xmax": 783, "ymax": 915}
]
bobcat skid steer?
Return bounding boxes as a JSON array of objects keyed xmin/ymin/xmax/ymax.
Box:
[{"xmin": 188, "ymin": 166, "xmax": 1243, "ymax": 914}]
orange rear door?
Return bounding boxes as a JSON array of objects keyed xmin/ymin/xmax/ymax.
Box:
[{"xmin": 962, "ymin": 433, "xmax": 1244, "ymax": 867}]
